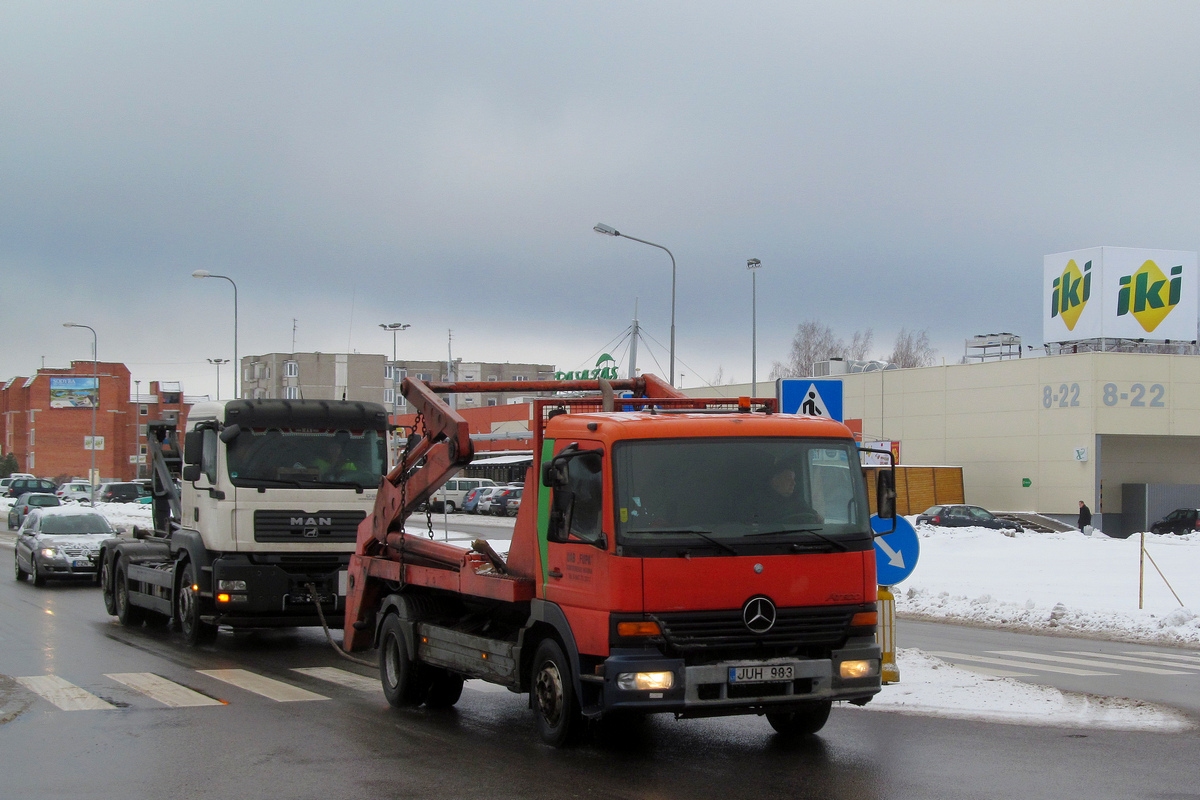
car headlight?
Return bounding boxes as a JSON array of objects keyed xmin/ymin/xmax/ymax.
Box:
[{"xmin": 40, "ymin": 548, "xmax": 58, "ymax": 559}]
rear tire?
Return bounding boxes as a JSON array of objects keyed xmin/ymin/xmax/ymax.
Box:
[
  {"xmin": 766, "ymin": 700, "xmax": 832, "ymax": 736},
  {"xmin": 532, "ymin": 639, "xmax": 582, "ymax": 747},
  {"xmin": 424, "ymin": 668, "xmax": 465, "ymax": 708},
  {"xmin": 176, "ymin": 561, "xmax": 218, "ymax": 645},
  {"xmin": 115, "ymin": 565, "xmax": 146, "ymax": 627},
  {"xmin": 379, "ymin": 614, "xmax": 428, "ymax": 707},
  {"xmin": 100, "ymin": 555, "xmax": 117, "ymax": 615}
]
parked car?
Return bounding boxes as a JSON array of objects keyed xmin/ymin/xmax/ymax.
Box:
[
  {"xmin": 14, "ymin": 507, "xmax": 114, "ymax": 586},
  {"xmin": 915, "ymin": 504, "xmax": 1023, "ymax": 532},
  {"xmin": 474, "ymin": 486, "xmax": 506, "ymax": 515},
  {"xmin": 4, "ymin": 477, "xmax": 57, "ymax": 498},
  {"xmin": 1149, "ymin": 508, "xmax": 1200, "ymax": 535},
  {"xmin": 8, "ymin": 492, "xmax": 62, "ymax": 530},
  {"xmin": 56, "ymin": 481, "xmax": 94, "ymax": 502},
  {"xmin": 95, "ymin": 482, "xmax": 147, "ymax": 504},
  {"xmin": 430, "ymin": 476, "xmax": 498, "ymax": 513},
  {"xmin": 492, "ymin": 486, "xmax": 523, "ymax": 517},
  {"xmin": 462, "ymin": 486, "xmax": 491, "ymax": 514}
]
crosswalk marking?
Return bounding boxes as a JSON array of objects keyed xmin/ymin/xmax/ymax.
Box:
[
  {"xmin": 198, "ymin": 669, "xmax": 329, "ymax": 702},
  {"xmin": 1124, "ymin": 651, "xmax": 1200, "ymax": 665},
  {"xmin": 988, "ymin": 650, "xmax": 1188, "ymax": 676},
  {"xmin": 1064, "ymin": 652, "xmax": 1200, "ymax": 671},
  {"xmin": 106, "ymin": 673, "xmax": 224, "ymax": 707},
  {"xmin": 927, "ymin": 651, "xmax": 1116, "ymax": 676},
  {"xmin": 291, "ymin": 667, "xmax": 379, "ymax": 692},
  {"xmin": 16, "ymin": 675, "xmax": 114, "ymax": 711}
]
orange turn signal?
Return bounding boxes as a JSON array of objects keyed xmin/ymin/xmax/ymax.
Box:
[
  {"xmin": 617, "ymin": 621, "xmax": 661, "ymax": 637},
  {"xmin": 850, "ymin": 611, "xmax": 877, "ymax": 627},
  {"xmin": 216, "ymin": 593, "xmax": 231, "ymax": 603}
]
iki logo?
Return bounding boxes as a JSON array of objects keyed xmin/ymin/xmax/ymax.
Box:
[
  {"xmin": 1050, "ymin": 259, "xmax": 1091, "ymax": 331},
  {"xmin": 1117, "ymin": 260, "xmax": 1182, "ymax": 332}
]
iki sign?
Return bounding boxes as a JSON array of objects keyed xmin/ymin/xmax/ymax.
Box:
[
  {"xmin": 1044, "ymin": 247, "xmax": 1197, "ymax": 344},
  {"xmin": 556, "ymin": 353, "xmax": 620, "ymax": 381}
]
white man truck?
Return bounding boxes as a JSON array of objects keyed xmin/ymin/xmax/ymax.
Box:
[{"xmin": 98, "ymin": 399, "xmax": 390, "ymax": 644}]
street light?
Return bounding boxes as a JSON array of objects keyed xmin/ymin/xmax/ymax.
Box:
[
  {"xmin": 207, "ymin": 358, "xmax": 229, "ymax": 400},
  {"xmin": 192, "ymin": 270, "xmax": 238, "ymax": 398},
  {"xmin": 593, "ymin": 223, "xmax": 678, "ymax": 386},
  {"xmin": 379, "ymin": 323, "xmax": 410, "ymax": 419},
  {"xmin": 747, "ymin": 258, "xmax": 762, "ymax": 397},
  {"xmin": 63, "ymin": 322, "xmax": 98, "ymax": 504}
]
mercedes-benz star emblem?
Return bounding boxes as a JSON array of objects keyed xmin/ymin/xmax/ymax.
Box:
[{"xmin": 742, "ymin": 596, "xmax": 776, "ymax": 634}]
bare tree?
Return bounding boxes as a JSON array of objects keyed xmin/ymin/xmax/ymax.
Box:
[
  {"xmin": 770, "ymin": 321, "xmax": 875, "ymax": 378},
  {"xmin": 887, "ymin": 328, "xmax": 936, "ymax": 368}
]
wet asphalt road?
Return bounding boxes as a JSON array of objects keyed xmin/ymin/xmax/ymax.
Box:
[{"xmin": 2, "ymin": 537, "xmax": 1199, "ymax": 799}]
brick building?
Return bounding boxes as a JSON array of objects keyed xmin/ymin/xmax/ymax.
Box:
[{"xmin": 0, "ymin": 362, "xmax": 204, "ymax": 482}]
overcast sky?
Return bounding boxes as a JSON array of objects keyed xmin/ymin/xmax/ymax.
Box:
[{"xmin": 4, "ymin": 2, "xmax": 1200, "ymax": 397}]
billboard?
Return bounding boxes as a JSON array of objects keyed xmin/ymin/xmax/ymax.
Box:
[
  {"xmin": 50, "ymin": 377, "xmax": 99, "ymax": 409},
  {"xmin": 1044, "ymin": 247, "xmax": 1198, "ymax": 344}
]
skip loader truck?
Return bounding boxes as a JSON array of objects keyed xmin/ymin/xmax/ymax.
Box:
[
  {"xmin": 344, "ymin": 376, "xmax": 895, "ymax": 745},
  {"xmin": 99, "ymin": 399, "xmax": 390, "ymax": 643}
]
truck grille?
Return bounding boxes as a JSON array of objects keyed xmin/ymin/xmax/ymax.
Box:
[
  {"xmin": 653, "ymin": 606, "xmax": 855, "ymax": 654},
  {"xmin": 253, "ymin": 510, "xmax": 364, "ymax": 543}
]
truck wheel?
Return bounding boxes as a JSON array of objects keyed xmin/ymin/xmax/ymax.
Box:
[
  {"xmin": 379, "ymin": 614, "xmax": 428, "ymax": 707},
  {"xmin": 100, "ymin": 556, "xmax": 117, "ymax": 615},
  {"xmin": 30, "ymin": 558, "xmax": 46, "ymax": 587},
  {"xmin": 114, "ymin": 565, "xmax": 146, "ymax": 627},
  {"xmin": 176, "ymin": 562, "xmax": 218, "ymax": 645},
  {"xmin": 532, "ymin": 639, "xmax": 582, "ymax": 747},
  {"xmin": 424, "ymin": 669, "xmax": 464, "ymax": 709},
  {"xmin": 14, "ymin": 556, "xmax": 27, "ymax": 582},
  {"xmin": 766, "ymin": 700, "xmax": 832, "ymax": 736}
]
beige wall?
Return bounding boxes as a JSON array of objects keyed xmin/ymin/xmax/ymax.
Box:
[{"xmin": 688, "ymin": 352, "xmax": 1200, "ymax": 517}]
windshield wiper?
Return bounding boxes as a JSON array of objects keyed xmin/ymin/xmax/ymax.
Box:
[
  {"xmin": 624, "ymin": 527, "xmax": 740, "ymax": 556},
  {"xmin": 234, "ymin": 477, "xmax": 305, "ymax": 489},
  {"xmin": 745, "ymin": 527, "xmax": 849, "ymax": 551}
]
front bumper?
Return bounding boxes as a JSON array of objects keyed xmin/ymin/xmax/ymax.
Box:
[
  {"xmin": 594, "ymin": 639, "xmax": 882, "ymax": 718},
  {"xmin": 37, "ymin": 554, "xmax": 100, "ymax": 579},
  {"xmin": 202, "ymin": 555, "xmax": 347, "ymax": 627}
]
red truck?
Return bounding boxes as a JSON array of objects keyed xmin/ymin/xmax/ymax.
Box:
[{"xmin": 343, "ymin": 376, "xmax": 893, "ymax": 745}]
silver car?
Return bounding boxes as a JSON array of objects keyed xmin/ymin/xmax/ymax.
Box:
[{"xmin": 14, "ymin": 507, "xmax": 114, "ymax": 586}]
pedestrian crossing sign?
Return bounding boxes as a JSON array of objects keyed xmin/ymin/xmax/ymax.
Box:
[{"xmin": 777, "ymin": 379, "xmax": 843, "ymax": 422}]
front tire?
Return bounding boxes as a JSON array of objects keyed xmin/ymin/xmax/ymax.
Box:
[
  {"xmin": 532, "ymin": 639, "xmax": 582, "ymax": 747},
  {"xmin": 766, "ymin": 700, "xmax": 832, "ymax": 736},
  {"xmin": 14, "ymin": 556, "xmax": 27, "ymax": 582},
  {"xmin": 379, "ymin": 614, "xmax": 428, "ymax": 707},
  {"xmin": 176, "ymin": 561, "xmax": 218, "ymax": 645},
  {"xmin": 30, "ymin": 558, "xmax": 45, "ymax": 587}
]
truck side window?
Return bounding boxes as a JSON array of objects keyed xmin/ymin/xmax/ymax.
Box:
[
  {"xmin": 201, "ymin": 428, "xmax": 219, "ymax": 484},
  {"xmin": 566, "ymin": 452, "xmax": 603, "ymax": 542}
]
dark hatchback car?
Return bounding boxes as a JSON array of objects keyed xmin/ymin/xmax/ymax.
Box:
[
  {"xmin": 4, "ymin": 478, "xmax": 57, "ymax": 498},
  {"xmin": 915, "ymin": 504, "xmax": 1023, "ymax": 532},
  {"xmin": 1149, "ymin": 508, "xmax": 1200, "ymax": 535},
  {"xmin": 96, "ymin": 482, "xmax": 147, "ymax": 503}
]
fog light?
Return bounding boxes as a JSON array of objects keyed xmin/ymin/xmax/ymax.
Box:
[
  {"xmin": 218, "ymin": 580, "xmax": 247, "ymax": 591},
  {"xmin": 839, "ymin": 659, "xmax": 879, "ymax": 679},
  {"xmin": 617, "ymin": 671, "xmax": 674, "ymax": 691}
]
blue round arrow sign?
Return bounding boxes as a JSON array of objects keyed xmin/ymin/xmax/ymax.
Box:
[{"xmin": 870, "ymin": 515, "xmax": 920, "ymax": 585}]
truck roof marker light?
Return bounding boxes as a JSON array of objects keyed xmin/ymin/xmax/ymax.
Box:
[{"xmin": 617, "ymin": 621, "xmax": 661, "ymax": 637}]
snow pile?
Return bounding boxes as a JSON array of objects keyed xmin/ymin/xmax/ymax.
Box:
[
  {"xmin": 896, "ymin": 519, "xmax": 1200, "ymax": 647},
  {"xmin": 865, "ymin": 648, "xmax": 1192, "ymax": 731},
  {"xmin": 88, "ymin": 502, "xmax": 154, "ymax": 534}
]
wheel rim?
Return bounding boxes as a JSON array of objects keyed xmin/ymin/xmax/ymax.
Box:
[
  {"xmin": 179, "ymin": 566, "xmax": 197, "ymax": 632},
  {"xmin": 534, "ymin": 661, "xmax": 564, "ymax": 727},
  {"xmin": 116, "ymin": 573, "xmax": 128, "ymax": 614},
  {"xmin": 384, "ymin": 635, "xmax": 400, "ymax": 689}
]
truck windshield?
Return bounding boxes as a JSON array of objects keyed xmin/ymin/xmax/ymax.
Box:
[
  {"xmin": 225, "ymin": 428, "xmax": 387, "ymax": 489},
  {"xmin": 613, "ymin": 437, "xmax": 871, "ymax": 549}
]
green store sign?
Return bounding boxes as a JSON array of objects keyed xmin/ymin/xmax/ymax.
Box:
[{"xmin": 555, "ymin": 353, "xmax": 620, "ymax": 381}]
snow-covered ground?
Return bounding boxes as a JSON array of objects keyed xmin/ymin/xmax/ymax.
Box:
[{"xmin": 4, "ymin": 498, "xmax": 1196, "ymax": 731}]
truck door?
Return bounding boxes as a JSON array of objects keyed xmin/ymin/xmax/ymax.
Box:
[
  {"xmin": 543, "ymin": 440, "xmax": 614, "ymax": 655},
  {"xmin": 188, "ymin": 426, "xmax": 230, "ymax": 542}
]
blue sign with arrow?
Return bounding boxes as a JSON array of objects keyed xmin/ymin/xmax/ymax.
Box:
[{"xmin": 870, "ymin": 515, "xmax": 920, "ymax": 585}]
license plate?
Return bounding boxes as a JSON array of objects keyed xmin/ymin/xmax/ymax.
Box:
[
  {"xmin": 728, "ymin": 664, "xmax": 795, "ymax": 684},
  {"xmin": 71, "ymin": 559, "xmax": 91, "ymax": 568}
]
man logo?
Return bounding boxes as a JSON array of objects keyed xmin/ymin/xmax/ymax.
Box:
[
  {"xmin": 742, "ymin": 595, "xmax": 777, "ymax": 634},
  {"xmin": 1117, "ymin": 260, "xmax": 1182, "ymax": 332},
  {"xmin": 1051, "ymin": 259, "xmax": 1091, "ymax": 331},
  {"xmin": 290, "ymin": 516, "xmax": 331, "ymax": 538}
]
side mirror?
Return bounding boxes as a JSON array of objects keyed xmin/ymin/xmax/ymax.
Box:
[
  {"xmin": 542, "ymin": 459, "xmax": 569, "ymax": 488},
  {"xmin": 183, "ymin": 431, "xmax": 204, "ymax": 466},
  {"xmin": 876, "ymin": 470, "xmax": 897, "ymax": 521},
  {"xmin": 218, "ymin": 424, "xmax": 241, "ymax": 443},
  {"xmin": 182, "ymin": 464, "xmax": 201, "ymax": 482}
]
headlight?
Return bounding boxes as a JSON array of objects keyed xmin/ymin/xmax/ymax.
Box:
[
  {"xmin": 617, "ymin": 671, "xmax": 674, "ymax": 691},
  {"xmin": 839, "ymin": 659, "xmax": 879, "ymax": 679},
  {"xmin": 40, "ymin": 548, "xmax": 58, "ymax": 559},
  {"xmin": 218, "ymin": 580, "xmax": 248, "ymax": 591}
]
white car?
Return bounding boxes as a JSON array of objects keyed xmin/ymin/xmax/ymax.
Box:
[
  {"xmin": 473, "ymin": 486, "xmax": 506, "ymax": 515},
  {"xmin": 56, "ymin": 481, "xmax": 94, "ymax": 502}
]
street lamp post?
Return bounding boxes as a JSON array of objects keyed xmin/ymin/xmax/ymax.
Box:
[
  {"xmin": 593, "ymin": 223, "xmax": 678, "ymax": 386},
  {"xmin": 378, "ymin": 323, "xmax": 410, "ymax": 419},
  {"xmin": 63, "ymin": 323, "xmax": 98, "ymax": 503},
  {"xmin": 207, "ymin": 358, "xmax": 229, "ymax": 400},
  {"xmin": 747, "ymin": 258, "xmax": 762, "ymax": 398},
  {"xmin": 191, "ymin": 271, "xmax": 239, "ymax": 398},
  {"xmin": 134, "ymin": 379, "xmax": 141, "ymax": 479}
]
